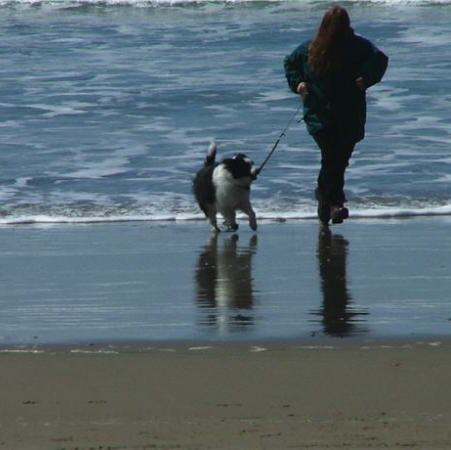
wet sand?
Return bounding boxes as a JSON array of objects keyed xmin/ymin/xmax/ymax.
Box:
[
  {"xmin": 1, "ymin": 217, "xmax": 451, "ymax": 345},
  {"xmin": 1, "ymin": 217, "xmax": 451, "ymax": 448},
  {"xmin": 2, "ymin": 343, "xmax": 451, "ymax": 449}
]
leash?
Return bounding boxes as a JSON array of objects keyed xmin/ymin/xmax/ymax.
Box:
[{"xmin": 255, "ymin": 103, "xmax": 302, "ymax": 176}]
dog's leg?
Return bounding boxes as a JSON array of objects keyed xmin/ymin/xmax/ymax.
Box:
[
  {"xmin": 205, "ymin": 205, "xmax": 220, "ymax": 233},
  {"xmin": 239, "ymin": 200, "xmax": 257, "ymax": 231},
  {"xmin": 222, "ymin": 209, "xmax": 238, "ymax": 232}
]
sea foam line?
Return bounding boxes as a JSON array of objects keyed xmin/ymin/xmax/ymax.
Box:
[
  {"xmin": 1, "ymin": 203, "xmax": 451, "ymax": 225},
  {"xmin": 1, "ymin": 0, "xmax": 450, "ymax": 6}
]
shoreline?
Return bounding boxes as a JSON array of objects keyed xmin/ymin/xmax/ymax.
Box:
[
  {"xmin": 0, "ymin": 334, "xmax": 450, "ymax": 353},
  {"xmin": 1, "ymin": 213, "xmax": 451, "ymax": 227}
]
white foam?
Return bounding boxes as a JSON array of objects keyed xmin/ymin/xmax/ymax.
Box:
[
  {"xmin": 62, "ymin": 157, "xmax": 130, "ymax": 179},
  {"xmin": 397, "ymin": 25, "xmax": 451, "ymax": 47},
  {"xmin": 2, "ymin": 201, "xmax": 451, "ymax": 226},
  {"xmin": 1, "ymin": 0, "xmax": 450, "ymax": 6},
  {"xmin": 27, "ymin": 103, "xmax": 86, "ymax": 119},
  {"xmin": 0, "ymin": 349, "xmax": 45, "ymax": 354},
  {"xmin": 250, "ymin": 346, "xmax": 267, "ymax": 352},
  {"xmin": 348, "ymin": 0, "xmax": 451, "ymax": 3},
  {"xmin": 349, "ymin": 203, "xmax": 451, "ymax": 219},
  {"xmin": 188, "ymin": 346, "xmax": 214, "ymax": 351},
  {"xmin": 70, "ymin": 349, "xmax": 119, "ymax": 354},
  {"xmin": 14, "ymin": 178, "xmax": 32, "ymax": 188},
  {"xmin": 0, "ymin": 120, "xmax": 20, "ymax": 128},
  {"xmin": 0, "ymin": 187, "xmax": 19, "ymax": 203}
]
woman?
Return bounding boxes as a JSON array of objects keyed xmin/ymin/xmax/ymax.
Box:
[{"xmin": 284, "ymin": 5, "xmax": 388, "ymax": 225}]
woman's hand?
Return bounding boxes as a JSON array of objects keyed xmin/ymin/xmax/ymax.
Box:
[
  {"xmin": 296, "ymin": 81, "xmax": 309, "ymax": 99},
  {"xmin": 355, "ymin": 77, "xmax": 366, "ymax": 91}
]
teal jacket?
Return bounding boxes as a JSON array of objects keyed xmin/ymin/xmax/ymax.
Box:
[{"xmin": 284, "ymin": 32, "xmax": 388, "ymax": 142}]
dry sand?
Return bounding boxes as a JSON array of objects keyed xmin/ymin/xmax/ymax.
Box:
[{"xmin": 2, "ymin": 342, "xmax": 451, "ymax": 449}]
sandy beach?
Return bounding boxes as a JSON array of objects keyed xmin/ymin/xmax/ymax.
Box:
[
  {"xmin": 1, "ymin": 218, "xmax": 451, "ymax": 448},
  {"xmin": 2, "ymin": 0, "xmax": 451, "ymax": 446},
  {"xmin": 2, "ymin": 342, "xmax": 451, "ymax": 449}
]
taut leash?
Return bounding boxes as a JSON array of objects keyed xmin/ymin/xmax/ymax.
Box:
[{"xmin": 255, "ymin": 103, "xmax": 302, "ymax": 176}]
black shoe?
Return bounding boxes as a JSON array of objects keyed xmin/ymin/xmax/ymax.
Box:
[
  {"xmin": 315, "ymin": 187, "xmax": 330, "ymax": 225},
  {"xmin": 330, "ymin": 205, "xmax": 349, "ymax": 224}
]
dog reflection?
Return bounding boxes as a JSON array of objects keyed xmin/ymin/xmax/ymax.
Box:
[
  {"xmin": 195, "ymin": 234, "xmax": 257, "ymax": 333},
  {"xmin": 314, "ymin": 227, "xmax": 368, "ymax": 337}
]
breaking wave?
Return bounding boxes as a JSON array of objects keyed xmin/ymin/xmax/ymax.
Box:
[
  {"xmin": 1, "ymin": 199, "xmax": 451, "ymax": 225},
  {"xmin": 1, "ymin": 0, "xmax": 450, "ymax": 7}
]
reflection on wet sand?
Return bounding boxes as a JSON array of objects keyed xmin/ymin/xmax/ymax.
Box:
[
  {"xmin": 195, "ymin": 234, "xmax": 257, "ymax": 333},
  {"xmin": 312, "ymin": 227, "xmax": 368, "ymax": 337}
]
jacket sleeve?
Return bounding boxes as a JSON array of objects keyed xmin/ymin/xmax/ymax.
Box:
[
  {"xmin": 357, "ymin": 37, "xmax": 388, "ymax": 88},
  {"xmin": 284, "ymin": 43, "xmax": 308, "ymax": 94}
]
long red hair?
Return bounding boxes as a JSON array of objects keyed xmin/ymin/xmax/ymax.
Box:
[{"xmin": 308, "ymin": 5, "xmax": 352, "ymax": 78}]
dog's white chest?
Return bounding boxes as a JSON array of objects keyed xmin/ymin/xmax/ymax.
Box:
[{"xmin": 212, "ymin": 165, "xmax": 250, "ymax": 211}]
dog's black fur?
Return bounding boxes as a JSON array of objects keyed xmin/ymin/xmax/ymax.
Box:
[{"xmin": 193, "ymin": 143, "xmax": 257, "ymax": 232}]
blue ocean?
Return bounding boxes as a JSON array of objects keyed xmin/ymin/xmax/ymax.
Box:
[{"xmin": 1, "ymin": 0, "xmax": 450, "ymax": 225}]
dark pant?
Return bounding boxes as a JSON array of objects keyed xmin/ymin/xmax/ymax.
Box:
[{"xmin": 313, "ymin": 129, "xmax": 356, "ymax": 206}]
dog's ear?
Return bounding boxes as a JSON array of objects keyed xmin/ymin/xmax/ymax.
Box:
[{"xmin": 234, "ymin": 154, "xmax": 254, "ymax": 167}]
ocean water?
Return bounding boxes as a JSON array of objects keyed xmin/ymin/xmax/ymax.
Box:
[{"xmin": 1, "ymin": 0, "xmax": 451, "ymax": 225}]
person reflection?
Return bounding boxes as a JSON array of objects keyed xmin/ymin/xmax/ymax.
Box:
[
  {"xmin": 195, "ymin": 234, "xmax": 257, "ymax": 332},
  {"xmin": 314, "ymin": 227, "xmax": 367, "ymax": 337}
]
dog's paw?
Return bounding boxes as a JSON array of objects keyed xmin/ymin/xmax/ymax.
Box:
[
  {"xmin": 225, "ymin": 224, "xmax": 239, "ymax": 232},
  {"xmin": 249, "ymin": 219, "xmax": 257, "ymax": 232},
  {"xmin": 222, "ymin": 221, "xmax": 238, "ymax": 232}
]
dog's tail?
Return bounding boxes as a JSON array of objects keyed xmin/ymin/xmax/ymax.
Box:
[{"xmin": 204, "ymin": 142, "xmax": 217, "ymax": 167}]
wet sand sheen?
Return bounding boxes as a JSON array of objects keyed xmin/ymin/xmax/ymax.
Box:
[{"xmin": 1, "ymin": 218, "xmax": 451, "ymax": 345}]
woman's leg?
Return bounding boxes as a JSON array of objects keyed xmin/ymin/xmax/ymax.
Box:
[{"xmin": 313, "ymin": 129, "xmax": 355, "ymax": 222}]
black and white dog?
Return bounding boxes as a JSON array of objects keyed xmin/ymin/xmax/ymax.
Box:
[{"xmin": 193, "ymin": 143, "xmax": 257, "ymax": 232}]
